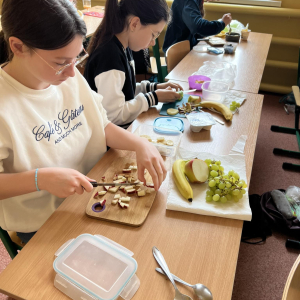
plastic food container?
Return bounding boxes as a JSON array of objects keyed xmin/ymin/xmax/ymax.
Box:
[
  {"xmin": 53, "ymin": 234, "xmax": 139, "ymax": 300},
  {"xmin": 186, "ymin": 111, "xmax": 216, "ymax": 132},
  {"xmin": 225, "ymin": 33, "xmax": 240, "ymax": 43},
  {"xmin": 133, "ymin": 124, "xmax": 182, "ymax": 157},
  {"xmin": 202, "ymin": 80, "xmax": 229, "ymax": 102},
  {"xmin": 241, "ymin": 29, "xmax": 251, "ymax": 41},
  {"xmin": 188, "ymin": 74, "xmax": 211, "ymax": 91}
]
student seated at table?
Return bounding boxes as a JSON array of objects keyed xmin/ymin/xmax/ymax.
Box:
[
  {"xmin": 84, "ymin": 0, "xmax": 183, "ymax": 129},
  {"xmin": 0, "ymin": 0, "xmax": 166, "ymax": 243},
  {"xmin": 163, "ymin": 0, "xmax": 232, "ymax": 52}
]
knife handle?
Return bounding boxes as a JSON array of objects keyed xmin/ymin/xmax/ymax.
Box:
[{"xmin": 90, "ymin": 181, "xmax": 98, "ymax": 187}]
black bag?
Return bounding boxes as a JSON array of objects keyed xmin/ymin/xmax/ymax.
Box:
[
  {"xmin": 241, "ymin": 194, "xmax": 272, "ymax": 244},
  {"xmin": 242, "ymin": 190, "xmax": 300, "ymax": 244}
]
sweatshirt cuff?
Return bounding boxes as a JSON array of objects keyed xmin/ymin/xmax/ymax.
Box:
[
  {"xmin": 144, "ymin": 91, "xmax": 158, "ymax": 107},
  {"xmin": 219, "ymin": 20, "xmax": 226, "ymax": 30},
  {"xmin": 146, "ymin": 82, "xmax": 157, "ymax": 92}
]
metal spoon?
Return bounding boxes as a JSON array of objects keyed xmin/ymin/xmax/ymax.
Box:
[
  {"xmin": 156, "ymin": 268, "xmax": 213, "ymax": 300},
  {"xmin": 153, "ymin": 247, "xmax": 192, "ymax": 300}
]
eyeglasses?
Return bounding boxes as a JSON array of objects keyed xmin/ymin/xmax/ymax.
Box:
[
  {"xmin": 32, "ymin": 48, "xmax": 89, "ymax": 75},
  {"xmin": 150, "ymin": 29, "xmax": 161, "ymax": 41}
]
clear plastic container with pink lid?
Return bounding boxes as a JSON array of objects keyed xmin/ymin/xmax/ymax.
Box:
[{"xmin": 53, "ymin": 234, "xmax": 139, "ymax": 300}]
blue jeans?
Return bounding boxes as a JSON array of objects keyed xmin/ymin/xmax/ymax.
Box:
[{"xmin": 16, "ymin": 231, "xmax": 36, "ymax": 243}]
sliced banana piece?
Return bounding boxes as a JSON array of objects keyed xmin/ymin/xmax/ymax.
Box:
[{"xmin": 167, "ymin": 108, "xmax": 179, "ymax": 116}]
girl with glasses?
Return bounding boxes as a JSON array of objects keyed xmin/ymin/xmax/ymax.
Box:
[
  {"xmin": 0, "ymin": 0, "xmax": 166, "ymax": 243},
  {"xmin": 163, "ymin": 0, "xmax": 232, "ymax": 53},
  {"xmin": 84, "ymin": 0, "xmax": 183, "ymax": 130}
]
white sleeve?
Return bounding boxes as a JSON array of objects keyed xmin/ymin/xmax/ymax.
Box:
[
  {"xmin": 95, "ymin": 70, "xmax": 156, "ymax": 126},
  {"xmin": 91, "ymin": 91, "xmax": 111, "ymax": 129},
  {"xmin": 135, "ymin": 81, "xmax": 157, "ymax": 96}
]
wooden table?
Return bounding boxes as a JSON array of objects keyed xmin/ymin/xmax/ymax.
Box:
[
  {"xmin": 0, "ymin": 84, "xmax": 263, "ymax": 300},
  {"xmin": 165, "ymin": 33, "xmax": 272, "ymax": 94}
]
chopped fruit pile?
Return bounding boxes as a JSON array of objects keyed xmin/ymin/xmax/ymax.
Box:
[
  {"xmin": 140, "ymin": 135, "xmax": 174, "ymax": 146},
  {"xmin": 93, "ymin": 164, "xmax": 154, "ymax": 210}
]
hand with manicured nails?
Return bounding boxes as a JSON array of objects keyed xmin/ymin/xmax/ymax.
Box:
[
  {"xmin": 156, "ymin": 86, "xmax": 181, "ymax": 103},
  {"xmin": 38, "ymin": 168, "xmax": 94, "ymax": 198},
  {"xmin": 135, "ymin": 138, "xmax": 167, "ymax": 191},
  {"xmin": 222, "ymin": 13, "xmax": 232, "ymax": 26}
]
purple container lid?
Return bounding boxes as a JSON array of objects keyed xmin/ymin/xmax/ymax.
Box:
[{"xmin": 188, "ymin": 75, "xmax": 211, "ymax": 91}]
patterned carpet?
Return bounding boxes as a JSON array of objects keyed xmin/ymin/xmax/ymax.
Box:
[{"xmin": 0, "ymin": 92, "xmax": 299, "ymax": 300}]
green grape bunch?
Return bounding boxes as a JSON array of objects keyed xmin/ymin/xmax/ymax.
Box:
[
  {"xmin": 204, "ymin": 159, "xmax": 247, "ymax": 203},
  {"xmin": 230, "ymin": 101, "xmax": 241, "ymax": 112}
]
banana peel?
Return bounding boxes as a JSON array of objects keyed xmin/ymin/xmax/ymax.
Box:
[{"xmin": 199, "ymin": 101, "xmax": 233, "ymax": 121}]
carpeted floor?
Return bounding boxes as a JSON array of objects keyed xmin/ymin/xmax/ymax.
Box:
[{"xmin": 0, "ymin": 92, "xmax": 299, "ymax": 300}]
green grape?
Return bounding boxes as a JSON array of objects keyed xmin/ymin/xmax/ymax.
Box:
[
  {"xmin": 230, "ymin": 105, "xmax": 236, "ymax": 112},
  {"xmin": 211, "ymin": 164, "xmax": 219, "ymax": 171},
  {"xmin": 223, "ymin": 175, "xmax": 229, "ymax": 179},
  {"xmin": 237, "ymin": 181, "xmax": 244, "ymax": 187},
  {"xmin": 232, "ymin": 101, "xmax": 237, "ymax": 105},
  {"xmin": 215, "ymin": 178, "xmax": 220, "ymax": 184},
  {"xmin": 218, "ymin": 182, "xmax": 225, "ymax": 189},
  {"xmin": 210, "ymin": 170, "xmax": 218, "ymax": 177},
  {"xmin": 241, "ymin": 189, "xmax": 246, "ymax": 195},
  {"xmin": 215, "ymin": 189, "xmax": 221, "ymax": 195},
  {"xmin": 233, "ymin": 172, "xmax": 240, "ymax": 180},
  {"xmin": 232, "ymin": 189, "xmax": 240, "ymax": 196},
  {"xmin": 205, "ymin": 159, "xmax": 211, "ymax": 166},
  {"xmin": 206, "ymin": 195, "xmax": 213, "ymax": 202},
  {"xmin": 212, "ymin": 194, "xmax": 220, "ymax": 202},
  {"xmin": 210, "ymin": 186, "xmax": 216, "ymax": 192},
  {"xmin": 206, "ymin": 190, "xmax": 214, "ymax": 196},
  {"xmin": 232, "ymin": 196, "xmax": 239, "ymax": 203},
  {"xmin": 219, "ymin": 166, "xmax": 224, "ymax": 172},
  {"xmin": 215, "ymin": 160, "xmax": 221, "ymax": 165},
  {"xmin": 220, "ymin": 196, "xmax": 227, "ymax": 203},
  {"xmin": 226, "ymin": 194, "xmax": 232, "ymax": 201},
  {"xmin": 223, "ymin": 187, "xmax": 230, "ymax": 194},
  {"xmin": 236, "ymin": 103, "xmax": 241, "ymax": 108},
  {"xmin": 243, "ymin": 183, "xmax": 247, "ymax": 188},
  {"xmin": 226, "ymin": 182, "xmax": 232, "ymax": 188},
  {"xmin": 237, "ymin": 193, "xmax": 243, "ymax": 199},
  {"xmin": 208, "ymin": 180, "xmax": 216, "ymax": 187},
  {"xmin": 228, "ymin": 170, "xmax": 234, "ymax": 176}
]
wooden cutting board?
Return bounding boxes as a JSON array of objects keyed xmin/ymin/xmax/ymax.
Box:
[{"xmin": 86, "ymin": 157, "xmax": 157, "ymax": 226}]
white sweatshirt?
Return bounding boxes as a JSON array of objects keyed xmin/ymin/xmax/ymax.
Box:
[{"xmin": 0, "ymin": 67, "xmax": 110, "ymax": 232}]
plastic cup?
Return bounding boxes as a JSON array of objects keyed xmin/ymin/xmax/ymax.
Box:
[
  {"xmin": 241, "ymin": 29, "xmax": 251, "ymax": 41},
  {"xmin": 82, "ymin": 0, "xmax": 91, "ymax": 10}
]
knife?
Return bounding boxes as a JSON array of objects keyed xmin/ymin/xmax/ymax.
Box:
[
  {"xmin": 183, "ymin": 89, "xmax": 197, "ymax": 93},
  {"xmin": 90, "ymin": 181, "xmax": 139, "ymax": 187}
]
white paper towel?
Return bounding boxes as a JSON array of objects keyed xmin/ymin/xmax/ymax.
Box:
[{"xmin": 166, "ymin": 136, "xmax": 252, "ymax": 221}]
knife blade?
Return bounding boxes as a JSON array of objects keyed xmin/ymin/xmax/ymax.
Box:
[
  {"xmin": 90, "ymin": 181, "xmax": 139, "ymax": 187},
  {"xmin": 183, "ymin": 89, "xmax": 197, "ymax": 94}
]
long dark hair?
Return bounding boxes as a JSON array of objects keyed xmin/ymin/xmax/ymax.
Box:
[
  {"xmin": 88, "ymin": 0, "xmax": 170, "ymax": 54},
  {"xmin": 0, "ymin": 0, "xmax": 87, "ymax": 64}
]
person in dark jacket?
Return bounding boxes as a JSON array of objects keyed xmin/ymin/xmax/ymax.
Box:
[{"xmin": 163, "ymin": 0, "xmax": 232, "ymax": 52}]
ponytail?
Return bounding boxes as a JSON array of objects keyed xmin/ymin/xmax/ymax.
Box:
[
  {"xmin": 88, "ymin": 0, "xmax": 169, "ymax": 54},
  {"xmin": 88, "ymin": 0, "xmax": 124, "ymax": 54}
]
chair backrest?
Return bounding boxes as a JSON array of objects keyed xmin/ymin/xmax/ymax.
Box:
[
  {"xmin": 0, "ymin": 227, "xmax": 22, "ymax": 259},
  {"xmin": 166, "ymin": 40, "xmax": 190, "ymax": 73}
]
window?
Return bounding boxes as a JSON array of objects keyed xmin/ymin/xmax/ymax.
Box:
[{"xmin": 215, "ymin": 0, "xmax": 281, "ymax": 7}]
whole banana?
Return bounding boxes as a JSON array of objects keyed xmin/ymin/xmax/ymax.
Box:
[
  {"xmin": 199, "ymin": 101, "xmax": 233, "ymax": 121},
  {"xmin": 172, "ymin": 159, "xmax": 193, "ymax": 202}
]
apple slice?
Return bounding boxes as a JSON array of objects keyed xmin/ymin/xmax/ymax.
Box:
[
  {"xmin": 137, "ymin": 190, "xmax": 146, "ymax": 197},
  {"xmin": 104, "ymin": 186, "xmax": 111, "ymax": 191},
  {"xmin": 120, "ymin": 197, "xmax": 130, "ymax": 202},
  {"xmin": 123, "ymin": 169, "xmax": 131, "ymax": 173},
  {"xmin": 184, "ymin": 159, "xmax": 209, "ymax": 183},
  {"xmin": 93, "ymin": 192, "xmax": 99, "ymax": 199},
  {"xmin": 146, "ymin": 182, "xmax": 154, "ymax": 188},
  {"xmin": 109, "ymin": 186, "xmax": 120, "ymax": 193},
  {"xmin": 123, "ymin": 203, "xmax": 129, "ymax": 209},
  {"xmin": 126, "ymin": 189, "xmax": 136, "ymax": 194},
  {"xmin": 124, "ymin": 185, "xmax": 134, "ymax": 191},
  {"xmin": 112, "ymin": 199, "xmax": 118, "ymax": 205},
  {"xmin": 99, "ymin": 199, "xmax": 106, "ymax": 206},
  {"xmin": 98, "ymin": 191, "xmax": 107, "ymax": 196}
]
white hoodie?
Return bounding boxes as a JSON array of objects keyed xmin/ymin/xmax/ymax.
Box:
[{"xmin": 0, "ymin": 67, "xmax": 110, "ymax": 232}]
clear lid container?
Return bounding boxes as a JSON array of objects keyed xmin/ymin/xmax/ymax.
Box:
[{"xmin": 53, "ymin": 234, "xmax": 138, "ymax": 300}]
